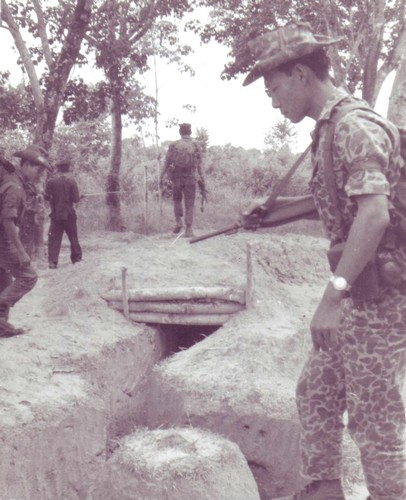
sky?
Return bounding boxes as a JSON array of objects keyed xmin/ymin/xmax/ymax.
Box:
[{"xmin": 0, "ymin": 18, "xmax": 395, "ymax": 153}]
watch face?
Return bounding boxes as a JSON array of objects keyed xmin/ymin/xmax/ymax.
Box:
[{"xmin": 334, "ymin": 276, "xmax": 348, "ymax": 291}]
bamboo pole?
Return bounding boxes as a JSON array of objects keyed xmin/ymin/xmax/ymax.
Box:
[
  {"xmin": 121, "ymin": 267, "xmax": 130, "ymax": 320},
  {"xmin": 102, "ymin": 286, "xmax": 246, "ymax": 304},
  {"xmin": 106, "ymin": 300, "xmax": 245, "ymax": 314},
  {"xmin": 129, "ymin": 312, "xmax": 233, "ymax": 325},
  {"xmin": 143, "ymin": 164, "xmax": 148, "ymax": 228},
  {"xmin": 152, "ymin": 49, "xmax": 163, "ymax": 216},
  {"xmin": 246, "ymin": 243, "xmax": 255, "ymax": 309}
]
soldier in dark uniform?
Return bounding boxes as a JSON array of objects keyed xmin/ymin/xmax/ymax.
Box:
[
  {"xmin": 0, "ymin": 145, "xmax": 52, "ymax": 337},
  {"xmin": 160, "ymin": 123, "xmax": 205, "ymax": 238},
  {"xmin": 45, "ymin": 159, "xmax": 82, "ymax": 269}
]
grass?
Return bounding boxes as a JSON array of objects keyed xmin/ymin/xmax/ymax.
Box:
[{"xmin": 76, "ymin": 181, "xmax": 323, "ymax": 238}]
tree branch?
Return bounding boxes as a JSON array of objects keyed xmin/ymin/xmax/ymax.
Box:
[
  {"xmin": 31, "ymin": 0, "xmax": 54, "ymax": 71},
  {"xmin": 1, "ymin": 0, "xmax": 45, "ymax": 112}
]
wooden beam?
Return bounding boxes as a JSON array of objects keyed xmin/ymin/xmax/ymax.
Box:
[
  {"xmin": 129, "ymin": 312, "xmax": 233, "ymax": 325},
  {"xmin": 107, "ymin": 300, "xmax": 244, "ymax": 314},
  {"xmin": 102, "ymin": 286, "xmax": 245, "ymax": 305}
]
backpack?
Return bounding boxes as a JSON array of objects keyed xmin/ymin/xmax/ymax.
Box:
[
  {"xmin": 172, "ymin": 139, "xmax": 199, "ymax": 170},
  {"xmin": 323, "ymin": 99, "xmax": 406, "ymax": 235}
]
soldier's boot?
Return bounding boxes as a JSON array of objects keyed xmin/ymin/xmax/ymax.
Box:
[
  {"xmin": 273, "ymin": 479, "xmax": 345, "ymax": 500},
  {"xmin": 173, "ymin": 217, "xmax": 182, "ymax": 234},
  {"xmin": 0, "ymin": 303, "xmax": 25, "ymax": 338},
  {"xmin": 184, "ymin": 225, "xmax": 194, "ymax": 238}
]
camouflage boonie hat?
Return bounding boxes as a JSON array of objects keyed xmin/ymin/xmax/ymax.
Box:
[
  {"xmin": 14, "ymin": 144, "xmax": 52, "ymax": 171},
  {"xmin": 243, "ymin": 21, "xmax": 343, "ymax": 86}
]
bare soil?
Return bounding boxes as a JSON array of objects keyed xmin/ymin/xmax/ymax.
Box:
[{"xmin": 0, "ymin": 225, "xmax": 373, "ymax": 499}]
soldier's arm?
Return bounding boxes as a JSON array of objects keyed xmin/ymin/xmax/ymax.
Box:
[
  {"xmin": 195, "ymin": 144, "xmax": 204, "ymax": 181},
  {"xmin": 2, "ymin": 219, "xmax": 30, "ymax": 265},
  {"xmin": 44, "ymin": 179, "xmax": 52, "ymax": 202},
  {"xmin": 71, "ymin": 179, "xmax": 80, "ymax": 203}
]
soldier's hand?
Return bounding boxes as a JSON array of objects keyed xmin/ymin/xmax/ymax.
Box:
[
  {"xmin": 17, "ymin": 250, "xmax": 31, "ymax": 268},
  {"xmin": 241, "ymin": 202, "xmax": 268, "ymax": 228}
]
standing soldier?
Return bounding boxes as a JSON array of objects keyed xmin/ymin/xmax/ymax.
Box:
[
  {"xmin": 19, "ymin": 146, "xmax": 49, "ymax": 260},
  {"xmin": 0, "ymin": 146, "xmax": 52, "ymax": 337},
  {"xmin": 243, "ymin": 22, "xmax": 406, "ymax": 500},
  {"xmin": 160, "ymin": 123, "xmax": 205, "ymax": 238},
  {"xmin": 45, "ymin": 159, "xmax": 82, "ymax": 269}
]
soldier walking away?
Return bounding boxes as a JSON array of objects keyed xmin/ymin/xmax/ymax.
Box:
[
  {"xmin": 243, "ymin": 22, "xmax": 406, "ymax": 500},
  {"xmin": 45, "ymin": 159, "xmax": 82, "ymax": 269},
  {"xmin": 0, "ymin": 146, "xmax": 52, "ymax": 337},
  {"xmin": 160, "ymin": 123, "xmax": 205, "ymax": 238}
]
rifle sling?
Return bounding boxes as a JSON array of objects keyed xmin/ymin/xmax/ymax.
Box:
[{"xmin": 263, "ymin": 144, "xmax": 311, "ymax": 211}]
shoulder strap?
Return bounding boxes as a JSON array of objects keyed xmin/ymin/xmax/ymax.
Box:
[
  {"xmin": 262, "ymin": 144, "xmax": 311, "ymax": 211},
  {"xmin": 322, "ymin": 101, "xmax": 375, "ymax": 226}
]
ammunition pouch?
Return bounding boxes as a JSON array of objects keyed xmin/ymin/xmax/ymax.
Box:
[{"xmin": 327, "ymin": 228, "xmax": 405, "ymax": 302}]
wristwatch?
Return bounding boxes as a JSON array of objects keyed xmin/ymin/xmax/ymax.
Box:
[{"xmin": 329, "ymin": 275, "xmax": 351, "ymax": 291}]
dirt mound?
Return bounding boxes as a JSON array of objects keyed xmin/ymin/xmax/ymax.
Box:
[{"xmin": 0, "ymin": 227, "xmax": 369, "ymax": 499}]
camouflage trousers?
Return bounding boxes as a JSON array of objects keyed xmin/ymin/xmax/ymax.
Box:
[
  {"xmin": 172, "ymin": 174, "xmax": 196, "ymax": 226},
  {"xmin": 297, "ymin": 286, "xmax": 406, "ymax": 500}
]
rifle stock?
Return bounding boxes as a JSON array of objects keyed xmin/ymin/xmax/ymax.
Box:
[{"xmin": 189, "ymin": 195, "xmax": 318, "ymax": 244}]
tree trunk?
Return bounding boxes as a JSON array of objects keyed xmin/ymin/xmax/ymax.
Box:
[
  {"xmin": 362, "ymin": 0, "xmax": 385, "ymax": 105},
  {"xmin": 388, "ymin": 55, "xmax": 406, "ymax": 127},
  {"xmin": 105, "ymin": 75, "xmax": 124, "ymax": 231}
]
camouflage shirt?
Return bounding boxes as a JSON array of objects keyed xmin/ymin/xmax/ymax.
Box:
[
  {"xmin": 0, "ymin": 172, "xmax": 26, "ymax": 227},
  {"xmin": 310, "ymin": 87, "xmax": 404, "ymax": 245}
]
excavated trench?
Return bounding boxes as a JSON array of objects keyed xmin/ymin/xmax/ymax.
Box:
[{"xmin": 156, "ymin": 323, "xmax": 220, "ymax": 355}]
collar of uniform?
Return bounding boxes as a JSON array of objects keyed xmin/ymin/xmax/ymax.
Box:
[
  {"xmin": 310, "ymin": 87, "xmax": 350, "ymax": 149},
  {"xmin": 318, "ymin": 87, "xmax": 350, "ymax": 122}
]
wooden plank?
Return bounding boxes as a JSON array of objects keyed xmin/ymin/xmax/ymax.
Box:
[
  {"xmin": 246, "ymin": 242, "xmax": 255, "ymax": 309},
  {"xmin": 102, "ymin": 286, "xmax": 246, "ymax": 305},
  {"xmin": 121, "ymin": 267, "xmax": 130, "ymax": 320},
  {"xmin": 129, "ymin": 312, "xmax": 233, "ymax": 325},
  {"xmin": 107, "ymin": 300, "xmax": 245, "ymax": 314}
]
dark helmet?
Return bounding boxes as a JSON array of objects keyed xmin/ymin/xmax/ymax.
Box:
[{"xmin": 14, "ymin": 145, "xmax": 52, "ymax": 171}]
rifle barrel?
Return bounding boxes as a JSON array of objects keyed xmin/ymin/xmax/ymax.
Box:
[{"xmin": 189, "ymin": 224, "xmax": 241, "ymax": 244}]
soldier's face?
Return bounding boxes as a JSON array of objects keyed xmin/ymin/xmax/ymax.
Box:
[
  {"xmin": 264, "ymin": 68, "xmax": 308, "ymax": 123},
  {"xmin": 22, "ymin": 162, "xmax": 43, "ymax": 182}
]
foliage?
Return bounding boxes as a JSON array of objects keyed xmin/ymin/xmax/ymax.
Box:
[
  {"xmin": 52, "ymin": 120, "xmax": 111, "ymax": 172},
  {"xmin": 195, "ymin": 127, "xmax": 210, "ymax": 153},
  {"xmin": 0, "ymin": 81, "xmax": 36, "ymax": 131},
  {"xmin": 194, "ymin": 0, "xmax": 406, "ymax": 106},
  {"xmin": 264, "ymin": 119, "xmax": 297, "ymax": 150}
]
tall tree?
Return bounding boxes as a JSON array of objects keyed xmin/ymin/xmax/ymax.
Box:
[
  {"xmin": 1, "ymin": 0, "xmax": 94, "ymax": 149},
  {"xmin": 84, "ymin": 0, "xmax": 193, "ymax": 230},
  {"xmin": 196, "ymin": 0, "xmax": 406, "ymax": 123}
]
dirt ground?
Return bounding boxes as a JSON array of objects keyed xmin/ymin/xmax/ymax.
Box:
[{"xmin": 0, "ymin": 223, "xmax": 372, "ymax": 498}]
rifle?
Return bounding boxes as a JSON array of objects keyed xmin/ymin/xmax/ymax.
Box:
[
  {"xmin": 198, "ymin": 179, "xmax": 208, "ymax": 212},
  {"xmin": 190, "ymin": 194, "xmax": 318, "ymax": 243},
  {"xmin": 190, "ymin": 145, "xmax": 314, "ymax": 244}
]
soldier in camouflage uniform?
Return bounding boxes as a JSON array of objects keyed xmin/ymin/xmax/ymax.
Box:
[
  {"xmin": 160, "ymin": 123, "xmax": 205, "ymax": 238},
  {"xmin": 0, "ymin": 146, "xmax": 52, "ymax": 337},
  {"xmin": 243, "ymin": 22, "xmax": 406, "ymax": 500}
]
